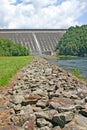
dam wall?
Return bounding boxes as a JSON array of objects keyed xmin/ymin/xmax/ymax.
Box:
[{"xmin": 0, "ymin": 29, "xmax": 66, "ymax": 55}]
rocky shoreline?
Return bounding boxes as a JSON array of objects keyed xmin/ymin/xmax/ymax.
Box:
[{"xmin": 1, "ymin": 57, "xmax": 87, "ymax": 130}]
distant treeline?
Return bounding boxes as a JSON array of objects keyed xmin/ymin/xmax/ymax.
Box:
[
  {"xmin": 0, "ymin": 38, "xmax": 29, "ymax": 56},
  {"xmin": 56, "ymin": 25, "xmax": 87, "ymax": 56}
]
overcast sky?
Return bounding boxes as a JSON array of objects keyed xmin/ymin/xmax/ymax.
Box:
[{"xmin": 0, "ymin": 0, "xmax": 87, "ymax": 29}]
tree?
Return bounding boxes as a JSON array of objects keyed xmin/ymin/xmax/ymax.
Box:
[
  {"xmin": 0, "ymin": 38, "xmax": 29, "ymax": 56},
  {"xmin": 56, "ymin": 25, "xmax": 87, "ymax": 57}
]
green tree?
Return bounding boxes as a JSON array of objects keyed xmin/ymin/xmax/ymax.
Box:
[
  {"xmin": 56, "ymin": 25, "xmax": 87, "ymax": 57},
  {"xmin": 0, "ymin": 38, "xmax": 29, "ymax": 56}
]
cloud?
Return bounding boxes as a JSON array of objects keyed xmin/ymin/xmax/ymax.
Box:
[{"xmin": 0, "ymin": 0, "xmax": 87, "ymax": 29}]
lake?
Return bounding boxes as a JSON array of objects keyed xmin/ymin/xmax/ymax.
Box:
[{"xmin": 48, "ymin": 57, "xmax": 87, "ymax": 79}]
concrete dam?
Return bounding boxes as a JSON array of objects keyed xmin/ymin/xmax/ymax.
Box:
[{"xmin": 0, "ymin": 29, "xmax": 66, "ymax": 55}]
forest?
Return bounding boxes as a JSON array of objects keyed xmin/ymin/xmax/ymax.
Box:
[
  {"xmin": 0, "ymin": 38, "xmax": 29, "ymax": 56},
  {"xmin": 56, "ymin": 25, "xmax": 87, "ymax": 56}
]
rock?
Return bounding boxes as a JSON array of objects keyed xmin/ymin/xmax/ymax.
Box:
[
  {"xmin": 19, "ymin": 105, "xmax": 33, "ymax": 117},
  {"xmin": 84, "ymin": 103, "xmax": 87, "ymax": 109},
  {"xmin": 29, "ymin": 82, "xmax": 41, "ymax": 88},
  {"xmin": 6, "ymin": 57, "xmax": 87, "ymax": 130},
  {"xmin": 49, "ymin": 97, "xmax": 74, "ymax": 112},
  {"xmin": 32, "ymin": 89, "xmax": 45, "ymax": 96},
  {"xmin": 45, "ymin": 109, "xmax": 58, "ymax": 121},
  {"xmin": 48, "ymin": 81, "xmax": 54, "ymax": 85},
  {"xmin": 22, "ymin": 117, "xmax": 35, "ymax": 130},
  {"xmin": 63, "ymin": 123, "xmax": 87, "ymax": 130},
  {"xmin": 10, "ymin": 115, "xmax": 20, "ymax": 126},
  {"xmin": 57, "ymin": 106, "xmax": 75, "ymax": 113},
  {"xmin": 8, "ymin": 89, "xmax": 13, "ymax": 95},
  {"xmin": 35, "ymin": 111, "xmax": 49, "ymax": 119},
  {"xmin": 32, "ymin": 107, "xmax": 42, "ymax": 112},
  {"xmin": 0, "ymin": 126, "xmax": 21, "ymax": 130},
  {"xmin": 50, "ymin": 97, "xmax": 74, "ymax": 105},
  {"xmin": 10, "ymin": 95, "xmax": 24, "ymax": 105},
  {"xmin": 13, "ymin": 85, "xmax": 21, "ymax": 90},
  {"xmin": 0, "ymin": 119, "xmax": 2, "ymax": 124},
  {"xmin": 45, "ymin": 68, "xmax": 52, "ymax": 75},
  {"xmin": 77, "ymin": 92, "xmax": 86, "ymax": 99},
  {"xmin": 22, "ymin": 94, "xmax": 41, "ymax": 105},
  {"xmin": 46, "ymin": 86, "xmax": 55, "ymax": 92},
  {"xmin": 85, "ymin": 97, "xmax": 87, "ymax": 102},
  {"xmin": 37, "ymin": 126, "xmax": 51, "ymax": 130},
  {"xmin": 73, "ymin": 114, "xmax": 87, "ymax": 129},
  {"xmin": 75, "ymin": 104, "xmax": 85, "ymax": 111},
  {"xmin": 19, "ymin": 110, "xmax": 25, "ymax": 116},
  {"xmin": 56, "ymin": 81, "xmax": 62, "ymax": 89},
  {"xmin": 14, "ymin": 104, "xmax": 21, "ymax": 111},
  {"xmin": 36, "ymin": 118, "xmax": 52, "ymax": 128},
  {"xmin": 74, "ymin": 99, "xmax": 85, "ymax": 105},
  {"xmin": 53, "ymin": 126, "xmax": 61, "ymax": 130},
  {"xmin": 80, "ymin": 109, "xmax": 87, "ymax": 117},
  {"xmin": 48, "ymin": 92, "xmax": 60, "ymax": 99},
  {"xmin": 70, "ymin": 94, "xmax": 78, "ymax": 99},
  {"xmin": 49, "ymin": 102, "xmax": 61, "ymax": 109},
  {"xmin": 61, "ymin": 91, "xmax": 71, "ymax": 98},
  {"xmin": 36, "ymin": 100, "xmax": 48, "ymax": 108},
  {"xmin": 52, "ymin": 112, "xmax": 74, "ymax": 128}
]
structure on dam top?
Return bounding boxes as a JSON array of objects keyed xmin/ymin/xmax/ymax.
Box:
[{"xmin": 0, "ymin": 29, "xmax": 66, "ymax": 55}]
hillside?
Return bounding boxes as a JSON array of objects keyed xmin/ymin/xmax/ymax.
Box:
[{"xmin": 56, "ymin": 25, "xmax": 87, "ymax": 56}]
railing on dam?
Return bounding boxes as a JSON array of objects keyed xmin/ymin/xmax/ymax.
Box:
[{"xmin": 0, "ymin": 29, "xmax": 66, "ymax": 55}]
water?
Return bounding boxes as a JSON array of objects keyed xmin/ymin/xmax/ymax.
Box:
[{"xmin": 48, "ymin": 57, "xmax": 87, "ymax": 79}]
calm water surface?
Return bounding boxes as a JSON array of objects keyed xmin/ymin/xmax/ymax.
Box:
[{"xmin": 48, "ymin": 57, "xmax": 87, "ymax": 79}]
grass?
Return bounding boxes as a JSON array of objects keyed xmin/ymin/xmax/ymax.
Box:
[
  {"xmin": 56, "ymin": 55, "xmax": 77, "ymax": 60},
  {"xmin": 72, "ymin": 69, "xmax": 87, "ymax": 83},
  {"xmin": 0, "ymin": 56, "xmax": 34, "ymax": 87}
]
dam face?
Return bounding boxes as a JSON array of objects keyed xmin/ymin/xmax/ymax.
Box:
[{"xmin": 0, "ymin": 29, "xmax": 66, "ymax": 55}]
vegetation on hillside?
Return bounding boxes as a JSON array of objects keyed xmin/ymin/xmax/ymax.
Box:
[
  {"xmin": 0, "ymin": 56, "xmax": 34, "ymax": 87},
  {"xmin": 0, "ymin": 38, "xmax": 29, "ymax": 56},
  {"xmin": 56, "ymin": 25, "xmax": 87, "ymax": 56}
]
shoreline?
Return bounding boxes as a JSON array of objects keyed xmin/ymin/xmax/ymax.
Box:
[{"xmin": 45, "ymin": 55, "xmax": 87, "ymax": 83}]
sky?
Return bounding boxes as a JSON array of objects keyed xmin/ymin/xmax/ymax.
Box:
[{"xmin": 0, "ymin": 0, "xmax": 87, "ymax": 29}]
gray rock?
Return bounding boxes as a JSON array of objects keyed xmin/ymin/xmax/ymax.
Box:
[
  {"xmin": 22, "ymin": 116, "xmax": 35, "ymax": 130},
  {"xmin": 8, "ymin": 57, "xmax": 87, "ymax": 129},
  {"xmin": 14, "ymin": 104, "xmax": 21, "ymax": 111},
  {"xmin": 45, "ymin": 68, "xmax": 52, "ymax": 75},
  {"xmin": 45, "ymin": 109, "xmax": 58, "ymax": 120},
  {"xmin": 11, "ymin": 95, "xmax": 24, "ymax": 104},
  {"xmin": 33, "ymin": 89, "xmax": 44, "ymax": 96},
  {"xmin": 72, "ymin": 114, "xmax": 87, "ymax": 129},
  {"xmin": 53, "ymin": 126, "xmax": 61, "ymax": 130},
  {"xmin": 85, "ymin": 96, "xmax": 87, "ymax": 102},
  {"xmin": 37, "ymin": 126, "xmax": 51, "ymax": 130},
  {"xmin": 70, "ymin": 94, "xmax": 79, "ymax": 99},
  {"xmin": 63, "ymin": 122, "xmax": 87, "ymax": 130},
  {"xmin": 52, "ymin": 112, "xmax": 74, "ymax": 128},
  {"xmin": 13, "ymin": 85, "xmax": 21, "ymax": 90},
  {"xmin": 49, "ymin": 102, "xmax": 61, "ymax": 109},
  {"xmin": 33, "ymin": 106, "xmax": 43, "ymax": 112},
  {"xmin": 36, "ymin": 118, "xmax": 52, "ymax": 128},
  {"xmin": 80, "ymin": 109, "xmax": 87, "ymax": 117},
  {"xmin": 35, "ymin": 111, "xmax": 49, "ymax": 119},
  {"xmin": 36, "ymin": 100, "xmax": 48, "ymax": 108}
]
